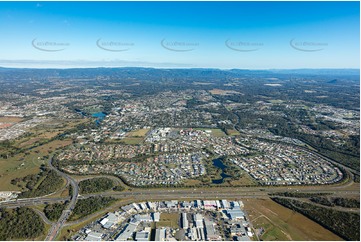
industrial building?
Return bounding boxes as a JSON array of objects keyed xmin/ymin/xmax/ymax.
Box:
[
  {"xmin": 115, "ymin": 223, "xmax": 138, "ymax": 241},
  {"xmin": 182, "ymin": 213, "xmax": 189, "ymax": 229},
  {"xmin": 155, "ymin": 228, "xmax": 166, "ymax": 241}
]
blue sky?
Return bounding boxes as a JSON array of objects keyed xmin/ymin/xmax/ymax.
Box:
[{"xmin": 0, "ymin": 1, "xmax": 359, "ymax": 69}]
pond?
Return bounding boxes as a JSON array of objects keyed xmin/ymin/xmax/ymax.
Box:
[
  {"xmin": 92, "ymin": 112, "xmax": 107, "ymax": 125},
  {"xmin": 212, "ymin": 158, "xmax": 231, "ymax": 184}
]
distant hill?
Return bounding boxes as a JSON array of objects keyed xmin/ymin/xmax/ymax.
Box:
[
  {"xmin": 268, "ymin": 68, "xmax": 359, "ymax": 76},
  {"xmin": 0, "ymin": 67, "xmax": 359, "ymax": 80}
]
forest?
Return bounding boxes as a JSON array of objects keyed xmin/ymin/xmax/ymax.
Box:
[
  {"xmin": 78, "ymin": 177, "xmax": 114, "ymax": 194},
  {"xmin": 0, "ymin": 207, "xmax": 45, "ymax": 240},
  {"xmin": 44, "ymin": 202, "xmax": 68, "ymax": 221}
]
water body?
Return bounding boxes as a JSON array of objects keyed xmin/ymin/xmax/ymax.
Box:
[
  {"xmin": 92, "ymin": 112, "xmax": 107, "ymax": 125},
  {"xmin": 212, "ymin": 158, "xmax": 231, "ymax": 184}
]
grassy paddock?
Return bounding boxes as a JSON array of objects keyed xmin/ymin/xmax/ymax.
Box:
[
  {"xmin": 226, "ymin": 129, "xmax": 240, "ymax": 136},
  {"xmin": 157, "ymin": 213, "xmax": 180, "ymax": 229},
  {"xmin": 127, "ymin": 128, "xmax": 150, "ymax": 137},
  {"xmin": 244, "ymin": 198, "xmax": 342, "ymax": 241},
  {"xmin": 121, "ymin": 137, "xmax": 144, "ymax": 145},
  {"xmin": 0, "ymin": 139, "xmax": 72, "ymax": 191}
]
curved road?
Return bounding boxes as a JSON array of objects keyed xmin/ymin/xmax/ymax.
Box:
[
  {"xmin": 0, "ymin": 156, "xmax": 359, "ymax": 241},
  {"xmin": 45, "ymin": 157, "xmax": 79, "ymax": 241},
  {"xmin": 33, "ymin": 207, "xmax": 53, "ymax": 225}
]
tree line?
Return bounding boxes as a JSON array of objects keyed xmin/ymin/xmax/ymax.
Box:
[{"xmin": 271, "ymin": 197, "xmax": 360, "ymax": 241}]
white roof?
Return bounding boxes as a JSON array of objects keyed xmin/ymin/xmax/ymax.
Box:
[
  {"xmin": 107, "ymin": 212, "xmax": 118, "ymax": 222},
  {"xmin": 135, "ymin": 231, "xmax": 150, "ymax": 241},
  {"xmin": 115, "ymin": 223, "xmax": 137, "ymax": 241},
  {"xmin": 204, "ymin": 200, "xmax": 217, "ymax": 206},
  {"xmin": 194, "ymin": 213, "xmax": 203, "ymax": 221},
  {"xmin": 100, "ymin": 218, "xmax": 109, "ymax": 225},
  {"xmin": 155, "ymin": 228, "xmax": 166, "ymax": 241},
  {"xmin": 153, "ymin": 212, "xmax": 160, "ymax": 221},
  {"xmin": 86, "ymin": 232, "xmax": 103, "ymax": 241}
]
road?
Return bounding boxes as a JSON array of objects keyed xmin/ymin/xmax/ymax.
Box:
[
  {"xmin": 32, "ymin": 207, "xmax": 53, "ymax": 225},
  {"xmin": 2, "ymin": 184, "xmax": 358, "ymax": 209},
  {"xmin": 0, "ymin": 158, "xmax": 359, "ymax": 241},
  {"xmin": 1, "ymin": 197, "xmax": 69, "ymax": 208},
  {"xmin": 44, "ymin": 157, "xmax": 79, "ymax": 241}
]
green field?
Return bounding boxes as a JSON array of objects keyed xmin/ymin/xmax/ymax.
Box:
[
  {"xmin": 0, "ymin": 153, "xmax": 43, "ymax": 191},
  {"xmin": 0, "ymin": 118, "xmax": 82, "ymax": 191},
  {"xmin": 0, "ymin": 139, "xmax": 72, "ymax": 191}
]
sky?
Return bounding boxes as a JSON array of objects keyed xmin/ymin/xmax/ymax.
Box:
[{"xmin": 0, "ymin": 1, "xmax": 359, "ymax": 69}]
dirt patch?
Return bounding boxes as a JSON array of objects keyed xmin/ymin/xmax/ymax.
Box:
[
  {"xmin": 0, "ymin": 117, "xmax": 23, "ymax": 123},
  {"xmin": 0, "ymin": 123, "xmax": 13, "ymax": 129}
]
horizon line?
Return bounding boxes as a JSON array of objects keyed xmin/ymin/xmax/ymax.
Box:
[
  {"xmin": 0, "ymin": 66, "xmax": 360, "ymax": 71},
  {"xmin": 0, "ymin": 66, "xmax": 359, "ymax": 71},
  {"xmin": 0, "ymin": 60, "xmax": 359, "ymax": 71}
]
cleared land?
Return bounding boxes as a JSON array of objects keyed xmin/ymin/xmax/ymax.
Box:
[
  {"xmin": 183, "ymin": 179, "xmax": 203, "ymax": 186},
  {"xmin": 209, "ymin": 89, "xmax": 242, "ymax": 95},
  {"xmin": 17, "ymin": 131, "xmax": 61, "ymax": 148},
  {"xmin": 127, "ymin": 128, "xmax": 150, "ymax": 137},
  {"xmin": 244, "ymin": 198, "xmax": 342, "ymax": 241},
  {"xmin": 194, "ymin": 128, "xmax": 226, "ymax": 137},
  {"xmin": 0, "ymin": 123, "xmax": 12, "ymax": 129},
  {"xmin": 226, "ymin": 129, "xmax": 240, "ymax": 136},
  {"xmin": 121, "ymin": 137, "xmax": 144, "ymax": 145},
  {"xmin": 0, "ymin": 117, "xmax": 23, "ymax": 123},
  {"xmin": 156, "ymin": 213, "xmax": 180, "ymax": 229}
]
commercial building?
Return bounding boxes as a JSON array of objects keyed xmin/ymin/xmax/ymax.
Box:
[
  {"xmin": 135, "ymin": 231, "xmax": 150, "ymax": 241},
  {"xmin": 155, "ymin": 228, "xmax": 166, "ymax": 241},
  {"xmin": 115, "ymin": 223, "xmax": 137, "ymax": 241},
  {"xmin": 182, "ymin": 213, "xmax": 189, "ymax": 229},
  {"xmin": 85, "ymin": 232, "xmax": 103, "ymax": 241},
  {"xmin": 152, "ymin": 212, "xmax": 160, "ymax": 222}
]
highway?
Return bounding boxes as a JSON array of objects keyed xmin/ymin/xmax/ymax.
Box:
[
  {"xmin": 44, "ymin": 157, "xmax": 79, "ymax": 241},
  {"xmin": 2, "ymin": 183, "xmax": 358, "ymax": 209},
  {"xmin": 0, "ymin": 157, "xmax": 359, "ymax": 241}
]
